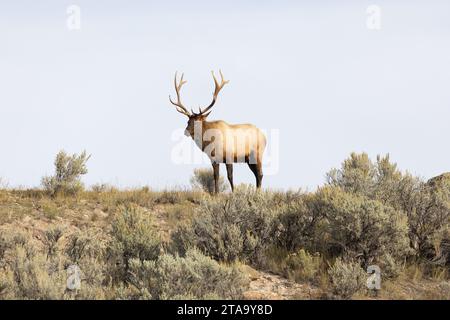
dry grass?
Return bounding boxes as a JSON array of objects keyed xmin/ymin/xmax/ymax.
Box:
[{"xmin": 0, "ymin": 187, "xmax": 448, "ymax": 300}]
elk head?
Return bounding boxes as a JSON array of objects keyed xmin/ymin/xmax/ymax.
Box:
[{"xmin": 169, "ymin": 70, "xmax": 229, "ymax": 138}]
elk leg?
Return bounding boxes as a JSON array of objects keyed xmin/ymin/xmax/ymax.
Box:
[
  {"xmin": 226, "ymin": 164, "xmax": 234, "ymax": 192},
  {"xmin": 212, "ymin": 162, "xmax": 220, "ymax": 194},
  {"xmin": 247, "ymin": 163, "xmax": 258, "ymax": 188},
  {"xmin": 256, "ymin": 162, "xmax": 263, "ymax": 189},
  {"xmin": 248, "ymin": 162, "xmax": 263, "ymax": 189}
]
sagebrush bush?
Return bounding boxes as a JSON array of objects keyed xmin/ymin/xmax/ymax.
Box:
[
  {"xmin": 0, "ymin": 229, "xmax": 106, "ymax": 299},
  {"xmin": 327, "ymin": 153, "xmax": 450, "ymax": 263},
  {"xmin": 328, "ymin": 258, "xmax": 366, "ymax": 299},
  {"xmin": 128, "ymin": 249, "xmax": 248, "ymax": 300},
  {"xmin": 284, "ymin": 249, "xmax": 322, "ymax": 282},
  {"xmin": 42, "ymin": 150, "xmax": 90, "ymax": 196},
  {"xmin": 327, "ymin": 152, "xmax": 377, "ymax": 196},
  {"xmin": 91, "ymin": 183, "xmax": 116, "ymax": 193},
  {"xmin": 326, "ymin": 153, "xmax": 403, "ymax": 203},
  {"xmin": 171, "ymin": 185, "xmax": 279, "ymax": 264},
  {"xmin": 66, "ymin": 229, "xmax": 107, "ymax": 263},
  {"xmin": 3, "ymin": 244, "xmax": 66, "ymax": 299},
  {"xmin": 273, "ymin": 185, "xmax": 409, "ymax": 269},
  {"xmin": 109, "ymin": 206, "xmax": 161, "ymax": 282},
  {"xmin": 65, "ymin": 228, "xmax": 109, "ymax": 289},
  {"xmin": 316, "ymin": 187, "xmax": 410, "ymax": 266},
  {"xmin": 44, "ymin": 226, "xmax": 64, "ymax": 257},
  {"xmin": 155, "ymin": 189, "xmax": 201, "ymax": 205},
  {"xmin": 377, "ymin": 253, "xmax": 403, "ymax": 279},
  {"xmin": 273, "ymin": 192, "xmax": 325, "ymax": 252},
  {"xmin": 190, "ymin": 168, "xmax": 228, "ymax": 194},
  {"xmin": 384, "ymin": 173, "xmax": 450, "ymax": 262},
  {"xmin": 407, "ymin": 175, "xmax": 449, "ymax": 262}
]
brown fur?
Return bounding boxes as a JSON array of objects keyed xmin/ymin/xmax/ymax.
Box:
[{"xmin": 169, "ymin": 71, "xmax": 266, "ymax": 193}]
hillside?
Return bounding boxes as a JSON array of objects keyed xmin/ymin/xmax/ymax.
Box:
[{"xmin": 0, "ymin": 186, "xmax": 448, "ymax": 300}]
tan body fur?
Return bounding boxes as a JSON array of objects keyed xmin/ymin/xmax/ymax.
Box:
[
  {"xmin": 195, "ymin": 120, "xmax": 266, "ymax": 164},
  {"xmin": 169, "ymin": 70, "xmax": 266, "ymax": 193}
]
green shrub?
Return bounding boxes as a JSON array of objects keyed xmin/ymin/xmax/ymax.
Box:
[
  {"xmin": 109, "ymin": 206, "xmax": 161, "ymax": 282},
  {"xmin": 328, "ymin": 258, "xmax": 366, "ymax": 299},
  {"xmin": 377, "ymin": 253, "xmax": 403, "ymax": 279},
  {"xmin": 397, "ymin": 174, "xmax": 450, "ymax": 261},
  {"xmin": 273, "ymin": 193, "xmax": 325, "ymax": 252},
  {"xmin": 171, "ymin": 185, "xmax": 278, "ymax": 264},
  {"xmin": 284, "ymin": 249, "xmax": 322, "ymax": 282},
  {"xmin": 317, "ymin": 187, "xmax": 410, "ymax": 266},
  {"xmin": 42, "ymin": 150, "xmax": 90, "ymax": 196},
  {"xmin": 91, "ymin": 183, "xmax": 116, "ymax": 193},
  {"xmin": 41, "ymin": 201, "xmax": 60, "ymax": 220},
  {"xmin": 0, "ymin": 234, "xmax": 9, "ymax": 263},
  {"xmin": 154, "ymin": 189, "xmax": 193, "ymax": 205},
  {"xmin": 65, "ymin": 228, "xmax": 109, "ymax": 290},
  {"xmin": 0, "ymin": 229, "xmax": 106, "ymax": 300},
  {"xmin": 327, "ymin": 152, "xmax": 377, "ymax": 196},
  {"xmin": 327, "ymin": 153, "xmax": 450, "ymax": 263},
  {"xmin": 66, "ymin": 229, "xmax": 108, "ymax": 263},
  {"xmin": 274, "ymin": 185, "xmax": 409, "ymax": 268},
  {"xmin": 190, "ymin": 168, "xmax": 228, "ymax": 194},
  {"xmin": 44, "ymin": 226, "xmax": 64, "ymax": 257},
  {"xmin": 128, "ymin": 249, "xmax": 248, "ymax": 300},
  {"xmin": 326, "ymin": 153, "xmax": 404, "ymax": 203},
  {"xmin": 3, "ymin": 244, "xmax": 66, "ymax": 299},
  {"xmin": 262, "ymin": 246, "xmax": 324, "ymax": 284}
]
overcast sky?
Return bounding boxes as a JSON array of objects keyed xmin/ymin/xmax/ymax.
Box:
[{"xmin": 1, "ymin": 0, "xmax": 449, "ymax": 190}]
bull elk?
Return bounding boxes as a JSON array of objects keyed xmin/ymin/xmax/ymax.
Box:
[{"xmin": 169, "ymin": 70, "xmax": 266, "ymax": 193}]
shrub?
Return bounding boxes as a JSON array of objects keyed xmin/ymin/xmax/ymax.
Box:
[
  {"xmin": 284, "ymin": 249, "xmax": 322, "ymax": 282},
  {"xmin": 171, "ymin": 185, "xmax": 278, "ymax": 265},
  {"xmin": 40, "ymin": 200, "xmax": 60, "ymax": 220},
  {"xmin": 3, "ymin": 244, "xmax": 66, "ymax": 299},
  {"xmin": 44, "ymin": 226, "xmax": 64, "ymax": 257},
  {"xmin": 377, "ymin": 253, "xmax": 403, "ymax": 279},
  {"xmin": 128, "ymin": 249, "xmax": 248, "ymax": 300},
  {"xmin": 327, "ymin": 153, "xmax": 407, "ymax": 206},
  {"xmin": 155, "ymin": 190, "xmax": 183, "ymax": 204},
  {"xmin": 91, "ymin": 183, "xmax": 116, "ymax": 193},
  {"xmin": 109, "ymin": 206, "xmax": 162, "ymax": 282},
  {"xmin": 372, "ymin": 154, "xmax": 404, "ymax": 205},
  {"xmin": 42, "ymin": 150, "xmax": 90, "ymax": 196},
  {"xmin": 327, "ymin": 153, "xmax": 450, "ymax": 263},
  {"xmin": 65, "ymin": 228, "xmax": 109, "ymax": 290},
  {"xmin": 273, "ymin": 193, "xmax": 325, "ymax": 252},
  {"xmin": 397, "ymin": 174, "xmax": 450, "ymax": 262},
  {"xmin": 190, "ymin": 168, "xmax": 228, "ymax": 194},
  {"xmin": 316, "ymin": 187, "xmax": 410, "ymax": 266},
  {"xmin": 263, "ymin": 247, "xmax": 323, "ymax": 283},
  {"xmin": 327, "ymin": 152, "xmax": 378, "ymax": 195},
  {"xmin": 0, "ymin": 234, "xmax": 9, "ymax": 263},
  {"xmin": 0, "ymin": 229, "xmax": 107, "ymax": 300},
  {"xmin": 273, "ymin": 186, "xmax": 409, "ymax": 267},
  {"xmin": 328, "ymin": 258, "xmax": 366, "ymax": 299}
]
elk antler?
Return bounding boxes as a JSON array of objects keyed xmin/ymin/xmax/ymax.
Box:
[
  {"xmin": 169, "ymin": 72, "xmax": 191, "ymax": 117},
  {"xmin": 196, "ymin": 70, "xmax": 229, "ymax": 116}
]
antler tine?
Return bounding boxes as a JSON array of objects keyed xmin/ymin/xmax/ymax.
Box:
[
  {"xmin": 198, "ymin": 70, "xmax": 229, "ymax": 115},
  {"xmin": 169, "ymin": 71, "xmax": 191, "ymax": 117}
]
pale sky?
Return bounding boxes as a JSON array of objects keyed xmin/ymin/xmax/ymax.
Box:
[{"xmin": 1, "ymin": 1, "xmax": 449, "ymax": 190}]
